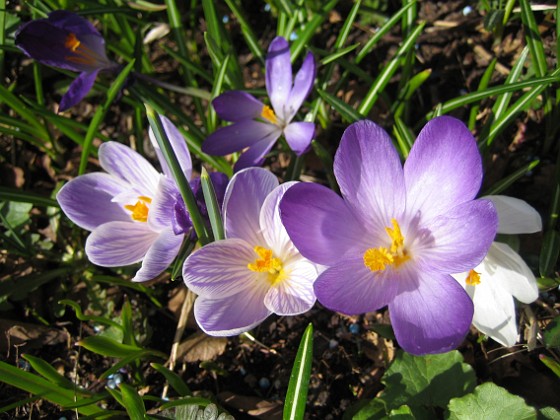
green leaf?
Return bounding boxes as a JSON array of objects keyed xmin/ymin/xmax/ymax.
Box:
[
  {"xmin": 22, "ymin": 354, "xmax": 78, "ymax": 390},
  {"xmin": 119, "ymin": 383, "xmax": 147, "ymax": 420},
  {"xmin": 447, "ymin": 382, "xmax": 536, "ymax": 420},
  {"xmin": 1, "ymin": 201, "xmax": 32, "ymax": 227},
  {"xmin": 380, "ymin": 350, "xmax": 476, "ymax": 410},
  {"xmin": 343, "ymin": 399, "xmax": 387, "ymax": 420},
  {"xmin": 283, "ymin": 323, "xmax": 314, "ymax": 420},
  {"xmin": 482, "ymin": 160, "xmax": 540, "ymax": 196},
  {"xmin": 543, "ymin": 316, "xmax": 560, "ymax": 348},
  {"xmin": 79, "ymin": 335, "xmax": 165, "ymax": 360},
  {"xmin": 539, "ymin": 230, "xmax": 560, "ymax": 278},
  {"xmin": 317, "ymin": 88, "xmax": 364, "ymax": 122},
  {"xmin": 151, "ymin": 363, "xmax": 191, "ymax": 397},
  {"xmin": 539, "ymin": 354, "xmax": 560, "ymax": 378},
  {"xmin": 539, "ymin": 406, "xmax": 560, "ymax": 420},
  {"xmin": 0, "ymin": 186, "xmax": 58, "ymax": 208},
  {"xmin": 201, "ymin": 167, "xmax": 224, "ymax": 241}
]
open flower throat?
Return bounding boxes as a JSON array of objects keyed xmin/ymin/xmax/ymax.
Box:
[
  {"xmin": 64, "ymin": 32, "xmax": 104, "ymax": 66},
  {"xmin": 248, "ymin": 246, "xmax": 288, "ymax": 286},
  {"xmin": 260, "ymin": 105, "xmax": 278, "ymax": 125},
  {"xmin": 363, "ymin": 218, "xmax": 411, "ymax": 272},
  {"xmin": 124, "ymin": 196, "xmax": 152, "ymax": 223}
]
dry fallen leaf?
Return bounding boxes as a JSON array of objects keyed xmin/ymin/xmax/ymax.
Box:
[{"xmin": 177, "ymin": 331, "xmax": 227, "ymax": 362}]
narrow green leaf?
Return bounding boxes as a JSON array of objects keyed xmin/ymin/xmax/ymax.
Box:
[
  {"xmin": 393, "ymin": 68, "xmax": 432, "ymax": 119},
  {"xmin": 60, "ymin": 299, "xmax": 123, "ymax": 330},
  {"xmin": 22, "ymin": 354, "xmax": 79, "ymax": 391},
  {"xmin": 170, "ymin": 238, "xmax": 196, "ymax": 281},
  {"xmin": 539, "ymin": 354, "xmax": 560, "ymax": 377},
  {"xmin": 317, "ymin": 88, "xmax": 364, "ymax": 122},
  {"xmin": 151, "ymin": 363, "xmax": 191, "ymax": 397},
  {"xmin": 201, "ymin": 167, "xmax": 224, "ymax": 241},
  {"xmin": 224, "ymin": 0, "xmax": 264, "ymax": 64},
  {"xmin": 492, "ymin": 47, "xmax": 529, "ymax": 121},
  {"xmin": 0, "ymin": 187, "xmax": 58, "ymax": 207},
  {"xmin": 208, "ymin": 54, "xmax": 231, "ymax": 133},
  {"xmin": 482, "ymin": 160, "xmax": 539, "ymax": 196},
  {"xmin": 121, "ymin": 299, "xmax": 135, "ymax": 346},
  {"xmin": 393, "ymin": 116, "xmax": 414, "ymax": 158},
  {"xmin": 468, "ymin": 58, "xmax": 497, "ymax": 130},
  {"xmin": 319, "ymin": 43, "xmax": 360, "ymax": 66},
  {"xmin": 79, "ymin": 336, "xmax": 150, "ymax": 359},
  {"xmin": 283, "ymin": 323, "xmax": 314, "ymax": 420},
  {"xmin": 540, "ymin": 230, "xmax": 560, "ymax": 278},
  {"xmin": 519, "ymin": 0, "xmax": 547, "ymax": 78},
  {"xmin": 119, "ymin": 383, "xmax": 147, "ymax": 420}
]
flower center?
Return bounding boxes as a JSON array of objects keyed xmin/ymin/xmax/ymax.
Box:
[
  {"xmin": 261, "ymin": 105, "xmax": 278, "ymax": 125},
  {"xmin": 465, "ymin": 269, "xmax": 481, "ymax": 286},
  {"xmin": 65, "ymin": 33, "xmax": 81, "ymax": 51},
  {"xmin": 64, "ymin": 32, "xmax": 106, "ymax": 66},
  {"xmin": 124, "ymin": 196, "xmax": 152, "ymax": 223},
  {"xmin": 247, "ymin": 246, "xmax": 287, "ymax": 286},
  {"xmin": 363, "ymin": 219, "xmax": 410, "ymax": 272}
]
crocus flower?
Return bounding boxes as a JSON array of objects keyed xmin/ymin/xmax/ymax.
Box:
[
  {"xmin": 202, "ymin": 36, "xmax": 316, "ymax": 171},
  {"xmin": 57, "ymin": 116, "xmax": 221, "ymax": 282},
  {"xmin": 280, "ymin": 116, "xmax": 498, "ymax": 355},
  {"xmin": 452, "ymin": 195, "xmax": 541, "ymax": 347},
  {"xmin": 183, "ymin": 167, "xmax": 318, "ymax": 336},
  {"xmin": 15, "ymin": 10, "xmax": 116, "ymax": 111}
]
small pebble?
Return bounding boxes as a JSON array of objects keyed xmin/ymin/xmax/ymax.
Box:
[
  {"xmin": 259, "ymin": 377, "xmax": 270, "ymax": 389},
  {"xmin": 349, "ymin": 323, "xmax": 360, "ymax": 334},
  {"xmin": 329, "ymin": 339, "xmax": 339, "ymax": 349}
]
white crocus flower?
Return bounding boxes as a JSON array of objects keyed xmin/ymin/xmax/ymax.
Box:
[{"xmin": 453, "ymin": 195, "xmax": 542, "ymax": 347}]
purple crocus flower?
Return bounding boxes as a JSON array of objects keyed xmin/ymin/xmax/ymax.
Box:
[
  {"xmin": 15, "ymin": 10, "xmax": 116, "ymax": 111},
  {"xmin": 202, "ymin": 36, "xmax": 316, "ymax": 172},
  {"xmin": 183, "ymin": 168, "xmax": 318, "ymax": 336},
  {"xmin": 279, "ymin": 116, "xmax": 499, "ymax": 355},
  {"xmin": 57, "ymin": 116, "xmax": 219, "ymax": 282}
]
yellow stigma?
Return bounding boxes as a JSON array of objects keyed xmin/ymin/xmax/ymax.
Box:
[
  {"xmin": 247, "ymin": 246, "xmax": 287, "ymax": 286},
  {"xmin": 124, "ymin": 196, "xmax": 152, "ymax": 223},
  {"xmin": 65, "ymin": 33, "xmax": 81, "ymax": 52},
  {"xmin": 261, "ymin": 105, "xmax": 278, "ymax": 124},
  {"xmin": 363, "ymin": 219, "xmax": 410, "ymax": 272},
  {"xmin": 465, "ymin": 269, "xmax": 481, "ymax": 286}
]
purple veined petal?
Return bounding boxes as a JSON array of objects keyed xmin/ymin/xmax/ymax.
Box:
[
  {"xmin": 148, "ymin": 176, "xmax": 179, "ymax": 232},
  {"xmin": 59, "ymin": 69, "xmax": 99, "ymax": 112},
  {"xmin": 485, "ymin": 195, "xmax": 542, "ymax": 234},
  {"xmin": 183, "ymin": 238, "xmax": 263, "ymax": 298},
  {"xmin": 314, "ymin": 256, "xmax": 401, "ymax": 315},
  {"xmin": 266, "ymin": 36, "xmax": 292, "ymax": 120},
  {"xmin": 264, "ymin": 258, "xmax": 317, "ymax": 315},
  {"xmin": 417, "ymin": 199, "xmax": 498, "ymax": 274},
  {"xmin": 390, "ymin": 271, "xmax": 473, "ymax": 355},
  {"xmin": 260, "ymin": 181, "xmax": 298, "ymax": 259},
  {"xmin": 148, "ymin": 115, "xmax": 192, "ymax": 181},
  {"xmin": 223, "ymin": 168, "xmax": 278, "ymax": 244},
  {"xmin": 233, "ymin": 134, "xmax": 279, "ymax": 172},
  {"xmin": 85, "ymin": 221, "xmax": 158, "ymax": 267},
  {"xmin": 283, "ymin": 122, "xmax": 314, "ymax": 155},
  {"xmin": 57, "ymin": 172, "xmax": 131, "ymax": 231},
  {"xmin": 280, "ymin": 181, "xmax": 372, "ymax": 266},
  {"xmin": 194, "ymin": 288, "xmax": 272, "ymax": 336},
  {"xmin": 202, "ymin": 119, "xmax": 281, "ymax": 156},
  {"xmin": 404, "ymin": 116, "xmax": 483, "ymax": 223},
  {"xmin": 212, "ymin": 91, "xmax": 264, "ymax": 121},
  {"xmin": 285, "ymin": 52, "xmax": 316, "ymax": 121},
  {"xmin": 99, "ymin": 142, "xmax": 160, "ymax": 195},
  {"xmin": 48, "ymin": 11, "xmax": 102, "ymax": 37},
  {"xmin": 132, "ymin": 227, "xmax": 183, "ymax": 282},
  {"xmin": 335, "ymin": 120, "xmax": 406, "ymax": 235}
]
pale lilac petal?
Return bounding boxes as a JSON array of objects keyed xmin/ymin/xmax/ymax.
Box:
[
  {"xmin": 233, "ymin": 135, "xmax": 279, "ymax": 172},
  {"xmin": 283, "ymin": 122, "xmax": 314, "ymax": 155},
  {"xmin": 390, "ymin": 272, "xmax": 473, "ymax": 355},
  {"xmin": 334, "ymin": 120, "xmax": 406, "ymax": 234},
  {"xmin": 223, "ymin": 168, "xmax": 278, "ymax": 244},
  {"xmin": 57, "ymin": 172, "xmax": 130, "ymax": 231},
  {"xmin": 194, "ymin": 288, "xmax": 271, "ymax": 336},
  {"xmin": 285, "ymin": 52, "xmax": 315, "ymax": 121},
  {"xmin": 314, "ymin": 257, "xmax": 401, "ymax": 314},
  {"xmin": 85, "ymin": 221, "xmax": 158, "ymax": 266},
  {"xmin": 59, "ymin": 70, "xmax": 99, "ymax": 112},
  {"xmin": 183, "ymin": 238, "xmax": 263, "ymax": 298},
  {"xmin": 404, "ymin": 116, "xmax": 483, "ymax": 223},
  {"xmin": 133, "ymin": 228, "xmax": 183, "ymax": 282},
  {"xmin": 212, "ymin": 91, "xmax": 264, "ymax": 121},
  {"xmin": 148, "ymin": 115, "xmax": 192, "ymax": 181},
  {"xmin": 417, "ymin": 199, "xmax": 498, "ymax": 274},
  {"xmin": 280, "ymin": 182, "xmax": 369, "ymax": 265},
  {"xmin": 266, "ymin": 36, "xmax": 292, "ymax": 119},
  {"xmin": 264, "ymin": 258, "xmax": 317, "ymax": 315},
  {"xmin": 99, "ymin": 142, "xmax": 159, "ymax": 194},
  {"xmin": 148, "ymin": 176, "xmax": 179, "ymax": 231},
  {"xmin": 202, "ymin": 120, "xmax": 280, "ymax": 156},
  {"xmin": 486, "ymin": 195, "xmax": 542, "ymax": 234}
]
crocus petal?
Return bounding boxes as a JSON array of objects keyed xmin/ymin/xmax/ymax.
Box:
[
  {"xmin": 334, "ymin": 120, "xmax": 406, "ymax": 234},
  {"xmin": 99, "ymin": 142, "xmax": 160, "ymax": 194},
  {"xmin": 419, "ymin": 199, "xmax": 498, "ymax": 274},
  {"xmin": 48, "ymin": 10, "xmax": 103, "ymax": 37},
  {"xmin": 283, "ymin": 122, "xmax": 315, "ymax": 155},
  {"xmin": 57, "ymin": 172, "xmax": 131, "ymax": 231},
  {"xmin": 486, "ymin": 195, "xmax": 542, "ymax": 234},
  {"xmin": 202, "ymin": 120, "xmax": 281, "ymax": 156},
  {"xmin": 264, "ymin": 259, "xmax": 317, "ymax": 315},
  {"xmin": 223, "ymin": 168, "xmax": 278, "ymax": 244},
  {"xmin": 194, "ymin": 289, "xmax": 271, "ymax": 336},
  {"xmin": 266, "ymin": 36, "xmax": 292, "ymax": 119},
  {"xmin": 390, "ymin": 272, "xmax": 473, "ymax": 355},
  {"xmin": 85, "ymin": 221, "xmax": 158, "ymax": 266},
  {"xmin": 404, "ymin": 116, "xmax": 483, "ymax": 223},
  {"xmin": 132, "ymin": 228, "xmax": 183, "ymax": 282},
  {"xmin": 280, "ymin": 182, "xmax": 368, "ymax": 265},
  {"xmin": 314, "ymin": 257, "xmax": 401, "ymax": 314},
  {"xmin": 233, "ymin": 135, "xmax": 279, "ymax": 172},
  {"xmin": 58, "ymin": 70, "xmax": 99, "ymax": 112},
  {"xmin": 483, "ymin": 242, "xmax": 539, "ymax": 304},
  {"xmin": 148, "ymin": 115, "xmax": 192, "ymax": 181},
  {"xmin": 183, "ymin": 238, "xmax": 263, "ymax": 298},
  {"xmin": 285, "ymin": 52, "xmax": 315, "ymax": 121},
  {"xmin": 212, "ymin": 91, "xmax": 264, "ymax": 121},
  {"xmin": 148, "ymin": 176, "xmax": 179, "ymax": 231}
]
